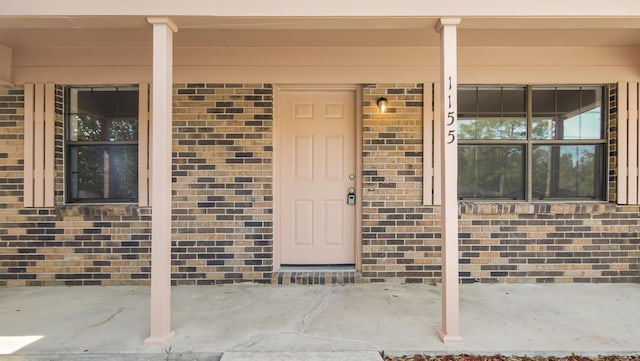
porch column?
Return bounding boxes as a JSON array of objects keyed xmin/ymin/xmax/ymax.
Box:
[
  {"xmin": 436, "ymin": 17, "xmax": 463, "ymax": 343},
  {"xmin": 145, "ymin": 17, "xmax": 177, "ymax": 346}
]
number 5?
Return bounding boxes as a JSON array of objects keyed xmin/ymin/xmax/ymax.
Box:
[
  {"xmin": 447, "ymin": 111, "xmax": 455, "ymax": 126},
  {"xmin": 447, "ymin": 129, "xmax": 456, "ymax": 144}
]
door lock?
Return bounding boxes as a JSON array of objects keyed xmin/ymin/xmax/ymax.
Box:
[{"xmin": 347, "ymin": 187, "xmax": 356, "ymax": 205}]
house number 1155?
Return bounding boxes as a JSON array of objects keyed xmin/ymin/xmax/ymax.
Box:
[{"xmin": 446, "ymin": 76, "xmax": 456, "ymax": 144}]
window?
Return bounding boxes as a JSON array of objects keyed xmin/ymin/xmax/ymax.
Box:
[
  {"xmin": 65, "ymin": 86, "xmax": 139, "ymax": 203},
  {"xmin": 458, "ymin": 85, "xmax": 606, "ymax": 201}
]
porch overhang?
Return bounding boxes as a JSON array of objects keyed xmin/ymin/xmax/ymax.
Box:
[
  {"xmin": 2, "ymin": 0, "xmax": 640, "ymax": 53},
  {"xmin": 2, "ymin": 9, "xmax": 640, "ymax": 85}
]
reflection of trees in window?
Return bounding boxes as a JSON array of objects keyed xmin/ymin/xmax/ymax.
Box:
[
  {"xmin": 71, "ymin": 114, "xmax": 102, "ymax": 141},
  {"xmin": 457, "ymin": 85, "xmax": 605, "ymax": 201},
  {"xmin": 532, "ymin": 145, "xmax": 600, "ymax": 199},
  {"xmin": 71, "ymin": 146, "xmax": 102, "ymax": 199},
  {"xmin": 458, "ymin": 145, "xmax": 524, "ymax": 199},
  {"xmin": 65, "ymin": 86, "xmax": 139, "ymax": 203},
  {"xmin": 71, "ymin": 146, "xmax": 138, "ymax": 200},
  {"xmin": 458, "ymin": 118, "xmax": 526, "ymax": 140},
  {"xmin": 110, "ymin": 119, "xmax": 138, "ymax": 141}
]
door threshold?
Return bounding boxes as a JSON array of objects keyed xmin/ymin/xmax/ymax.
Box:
[{"xmin": 279, "ymin": 265, "xmax": 356, "ymax": 273}]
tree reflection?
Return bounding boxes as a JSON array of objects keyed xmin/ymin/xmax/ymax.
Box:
[{"xmin": 66, "ymin": 86, "xmax": 139, "ymax": 202}]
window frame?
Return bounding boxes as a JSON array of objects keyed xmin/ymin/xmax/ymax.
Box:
[
  {"xmin": 458, "ymin": 84, "xmax": 608, "ymax": 202},
  {"xmin": 64, "ymin": 85, "xmax": 140, "ymax": 204}
]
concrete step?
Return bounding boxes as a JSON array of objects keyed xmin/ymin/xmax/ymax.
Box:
[
  {"xmin": 271, "ymin": 266, "xmax": 361, "ymax": 284},
  {"xmin": 220, "ymin": 351, "xmax": 383, "ymax": 361}
]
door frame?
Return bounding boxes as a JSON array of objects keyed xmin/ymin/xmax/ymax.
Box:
[{"xmin": 273, "ymin": 84, "xmax": 363, "ymax": 272}]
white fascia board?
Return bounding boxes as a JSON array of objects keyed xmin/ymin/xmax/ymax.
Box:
[{"xmin": 2, "ymin": 0, "xmax": 640, "ymax": 17}]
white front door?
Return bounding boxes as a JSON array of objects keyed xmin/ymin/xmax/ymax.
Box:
[{"xmin": 278, "ymin": 88, "xmax": 357, "ymax": 265}]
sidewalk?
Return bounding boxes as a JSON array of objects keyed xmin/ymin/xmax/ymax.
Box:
[{"xmin": 0, "ymin": 283, "xmax": 639, "ymax": 360}]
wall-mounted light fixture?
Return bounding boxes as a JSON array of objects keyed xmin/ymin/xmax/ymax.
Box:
[{"xmin": 376, "ymin": 97, "xmax": 388, "ymax": 113}]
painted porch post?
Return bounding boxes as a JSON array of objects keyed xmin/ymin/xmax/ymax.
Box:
[
  {"xmin": 145, "ymin": 17, "xmax": 177, "ymax": 346},
  {"xmin": 436, "ymin": 17, "xmax": 463, "ymax": 344}
]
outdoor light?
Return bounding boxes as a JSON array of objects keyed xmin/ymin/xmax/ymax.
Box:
[{"xmin": 376, "ymin": 97, "xmax": 388, "ymax": 113}]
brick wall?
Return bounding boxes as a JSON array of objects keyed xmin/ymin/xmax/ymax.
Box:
[
  {"xmin": 609, "ymin": 83, "xmax": 618, "ymax": 203},
  {"xmin": 361, "ymin": 84, "xmax": 442, "ymax": 283},
  {"xmin": 0, "ymin": 86, "xmax": 153, "ymax": 286},
  {"xmin": 458, "ymin": 203, "xmax": 640, "ymax": 283},
  {"xmin": 360, "ymin": 83, "xmax": 639, "ymax": 284},
  {"xmin": 0, "ymin": 86, "xmax": 22, "ymax": 211},
  {"xmin": 455, "ymin": 84, "xmax": 638, "ymax": 283},
  {"xmin": 0, "ymin": 86, "xmax": 25, "ymax": 287},
  {"xmin": 1, "ymin": 83, "xmax": 638, "ymax": 286},
  {"xmin": 0, "ymin": 83, "xmax": 274, "ymax": 286},
  {"xmin": 171, "ymin": 83, "xmax": 273, "ymax": 285}
]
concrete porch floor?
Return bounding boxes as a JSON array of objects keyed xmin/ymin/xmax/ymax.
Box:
[{"xmin": 0, "ymin": 283, "xmax": 639, "ymax": 360}]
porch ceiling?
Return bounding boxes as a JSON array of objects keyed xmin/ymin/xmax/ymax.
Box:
[{"xmin": 1, "ymin": 16, "xmax": 640, "ymax": 48}]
